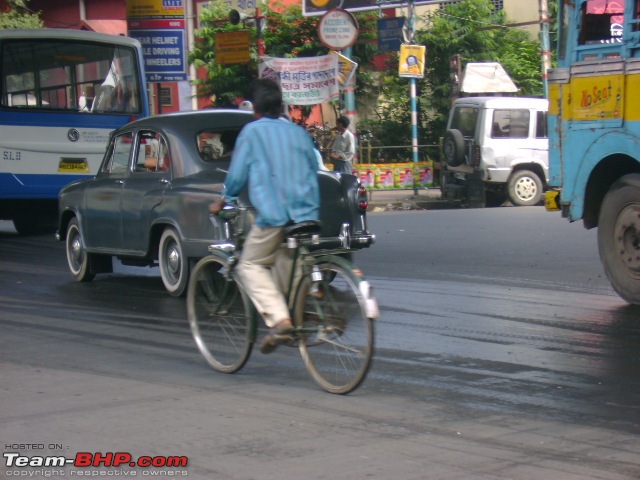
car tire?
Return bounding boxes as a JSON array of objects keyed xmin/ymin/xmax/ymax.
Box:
[
  {"xmin": 443, "ymin": 129, "xmax": 466, "ymax": 167},
  {"xmin": 507, "ymin": 170, "xmax": 543, "ymax": 206},
  {"xmin": 597, "ymin": 174, "xmax": 640, "ymax": 305},
  {"xmin": 65, "ymin": 217, "xmax": 95, "ymax": 282},
  {"xmin": 159, "ymin": 227, "xmax": 189, "ymax": 297}
]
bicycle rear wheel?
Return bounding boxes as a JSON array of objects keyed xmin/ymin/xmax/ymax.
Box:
[
  {"xmin": 187, "ymin": 254, "xmax": 255, "ymax": 373},
  {"xmin": 293, "ymin": 255, "xmax": 375, "ymax": 394}
]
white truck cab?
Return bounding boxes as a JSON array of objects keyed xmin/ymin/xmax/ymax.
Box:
[{"xmin": 441, "ymin": 96, "xmax": 549, "ymax": 207}]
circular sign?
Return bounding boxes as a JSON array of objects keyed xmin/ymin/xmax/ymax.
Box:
[{"xmin": 318, "ymin": 9, "xmax": 358, "ymax": 51}]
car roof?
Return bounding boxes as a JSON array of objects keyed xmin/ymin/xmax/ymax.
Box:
[
  {"xmin": 119, "ymin": 109, "xmax": 255, "ymax": 135},
  {"xmin": 452, "ymin": 96, "xmax": 548, "ymax": 110}
]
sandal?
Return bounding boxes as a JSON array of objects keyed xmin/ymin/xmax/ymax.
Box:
[{"xmin": 260, "ymin": 320, "xmax": 295, "ymax": 354}]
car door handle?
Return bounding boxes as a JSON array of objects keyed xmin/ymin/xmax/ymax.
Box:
[
  {"xmin": 160, "ymin": 179, "xmax": 170, "ymax": 184},
  {"xmin": 115, "ymin": 180, "xmax": 125, "ymax": 184}
]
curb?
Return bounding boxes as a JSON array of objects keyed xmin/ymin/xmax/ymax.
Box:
[{"xmin": 366, "ymin": 189, "xmax": 457, "ymax": 212}]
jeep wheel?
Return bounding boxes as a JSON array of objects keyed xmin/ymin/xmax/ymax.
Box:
[
  {"xmin": 443, "ymin": 129, "xmax": 466, "ymax": 167},
  {"xmin": 507, "ymin": 170, "xmax": 542, "ymax": 206}
]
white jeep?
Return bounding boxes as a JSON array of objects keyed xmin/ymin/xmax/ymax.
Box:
[{"xmin": 441, "ymin": 96, "xmax": 549, "ymax": 207}]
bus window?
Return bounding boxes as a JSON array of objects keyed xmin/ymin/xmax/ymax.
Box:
[
  {"xmin": 0, "ymin": 29, "xmax": 149, "ymax": 235},
  {"xmin": 1, "ymin": 40, "xmax": 142, "ymax": 114}
]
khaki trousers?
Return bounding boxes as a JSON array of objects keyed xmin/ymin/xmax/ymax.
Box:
[{"xmin": 235, "ymin": 225, "xmax": 299, "ymax": 328}]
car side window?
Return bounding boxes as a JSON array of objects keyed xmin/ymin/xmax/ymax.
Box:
[
  {"xmin": 103, "ymin": 132, "xmax": 133, "ymax": 174},
  {"xmin": 135, "ymin": 130, "xmax": 170, "ymax": 173},
  {"xmin": 491, "ymin": 109, "xmax": 530, "ymax": 139},
  {"xmin": 535, "ymin": 110, "xmax": 548, "ymax": 139}
]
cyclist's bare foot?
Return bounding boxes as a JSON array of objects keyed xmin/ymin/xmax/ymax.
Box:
[{"xmin": 261, "ymin": 319, "xmax": 294, "ymax": 354}]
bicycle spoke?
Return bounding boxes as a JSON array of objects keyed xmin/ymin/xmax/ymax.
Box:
[{"xmin": 295, "ymin": 257, "xmax": 374, "ymax": 394}]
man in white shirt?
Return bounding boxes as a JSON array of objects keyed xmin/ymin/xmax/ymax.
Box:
[{"xmin": 330, "ymin": 115, "xmax": 355, "ymax": 174}]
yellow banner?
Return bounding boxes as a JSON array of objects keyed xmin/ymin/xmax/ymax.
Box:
[
  {"xmin": 329, "ymin": 51, "xmax": 357, "ymax": 87},
  {"xmin": 399, "ymin": 44, "xmax": 425, "ymax": 79}
]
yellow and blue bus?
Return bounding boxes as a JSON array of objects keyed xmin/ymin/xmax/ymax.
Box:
[
  {"xmin": 0, "ymin": 29, "xmax": 149, "ymax": 234},
  {"xmin": 547, "ymin": 0, "xmax": 640, "ymax": 304}
]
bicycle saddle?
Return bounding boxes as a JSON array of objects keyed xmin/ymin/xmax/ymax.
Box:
[{"xmin": 283, "ymin": 220, "xmax": 322, "ymax": 238}]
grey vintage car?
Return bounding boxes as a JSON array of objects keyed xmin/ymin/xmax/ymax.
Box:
[{"xmin": 56, "ymin": 109, "xmax": 375, "ymax": 296}]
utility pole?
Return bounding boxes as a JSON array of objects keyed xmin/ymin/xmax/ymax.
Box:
[{"xmin": 539, "ymin": 0, "xmax": 551, "ymax": 98}]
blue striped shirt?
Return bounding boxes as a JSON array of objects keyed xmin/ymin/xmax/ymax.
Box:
[{"xmin": 223, "ymin": 117, "xmax": 321, "ymax": 228}]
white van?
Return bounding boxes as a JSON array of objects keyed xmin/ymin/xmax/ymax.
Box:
[{"xmin": 441, "ymin": 97, "xmax": 549, "ymax": 207}]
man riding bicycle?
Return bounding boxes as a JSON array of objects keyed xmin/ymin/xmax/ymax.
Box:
[{"xmin": 209, "ymin": 78, "xmax": 320, "ymax": 354}]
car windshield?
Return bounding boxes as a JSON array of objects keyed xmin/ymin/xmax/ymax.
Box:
[{"xmin": 197, "ymin": 128, "xmax": 242, "ymax": 162}]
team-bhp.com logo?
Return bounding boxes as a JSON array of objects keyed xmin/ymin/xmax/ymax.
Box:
[{"xmin": 4, "ymin": 452, "xmax": 188, "ymax": 476}]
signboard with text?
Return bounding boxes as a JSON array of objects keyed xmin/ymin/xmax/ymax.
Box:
[
  {"xmin": 215, "ymin": 31, "xmax": 251, "ymax": 65},
  {"xmin": 126, "ymin": 0, "xmax": 187, "ymax": 82},
  {"xmin": 259, "ymin": 55, "xmax": 339, "ymax": 105},
  {"xmin": 378, "ymin": 17, "xmax": 404, "ymax": 53}
]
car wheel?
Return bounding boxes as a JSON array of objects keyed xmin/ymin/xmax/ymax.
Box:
[
  {"xmin": 443, "ymin": 129, "xmax": 466, "ymax": 167},
  {"xmin": 507, "ymin": 170, "xmax": 543, "ymax": 206},
  {"xmin": 597, "ymin": 174, "xmax": 640, "ymax": 305},
  {"xmin": 65, "ymin": 218, "xmax": 95, "ymax": 282},
  {"xmin": 159, "ymin": 227, "xmax": 189, "ymax": 297}
]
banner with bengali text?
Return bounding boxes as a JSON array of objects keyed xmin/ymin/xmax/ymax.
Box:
[{"xmin": 259, "ymin": 55, "xmax": 339, "ymax": 105}]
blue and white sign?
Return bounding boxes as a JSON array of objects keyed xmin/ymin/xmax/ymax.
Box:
[
  {"xmin": 129, "ymin": 28, "xmax": 187, "ymax": 82},
  {"xmin": 378, "ymin": 17, "xmax": 404, "ymax": 53}
]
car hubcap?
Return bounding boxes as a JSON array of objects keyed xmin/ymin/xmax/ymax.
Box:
[
  {"xmin": 167, "ymin": 244, "xmax": 181, "ymax": 277},
  {"xmin": 515, "ymin": 177, "xmax": 537, "ymax": 201},
  {"xmin": 71, "ymin": 233, "xmax": 83, "ymax": 268},
  {"xmin": 614, "ymin": 204, "xmax": 640, "ymax": 278}
]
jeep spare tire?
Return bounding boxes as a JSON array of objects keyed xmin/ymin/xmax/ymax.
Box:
[{"xmin": 443, "ymin": 129, "xmax": 466, "ymax": 167}]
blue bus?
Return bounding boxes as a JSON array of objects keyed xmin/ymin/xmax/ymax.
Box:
[{"xmin": 0, "ymin": 29, "xmax": 149, "ymax": 234}]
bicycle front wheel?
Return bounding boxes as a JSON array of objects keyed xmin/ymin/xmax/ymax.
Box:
[
  {"xmin": 293, "ymin": 255, "xmax": 375, "ymax": 394},
  {"xmin": 187, "ymin": 254, "xmax": 255, "ymax": 373}
]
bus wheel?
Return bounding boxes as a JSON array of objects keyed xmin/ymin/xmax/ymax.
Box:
[
  {"xmin": 66, "ymin": 218, "xmax": 95, "ymax": 282},
  {"xmin": 598, "ymin": 174, "xmax": 640, "ymax": 305}
]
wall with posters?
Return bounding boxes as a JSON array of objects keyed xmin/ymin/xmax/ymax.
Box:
[{"xmin": 329, "ymin": 161, "xmax": 435, "ymax": 190}]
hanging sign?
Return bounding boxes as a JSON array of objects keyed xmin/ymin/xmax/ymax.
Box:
[
  {"xmin": 259, "ymin": 55, "xmax": 339, "ymax": 105},
  {"xmin": 399, "ymin": 44, "xmax": 425, "ymax": 78}
]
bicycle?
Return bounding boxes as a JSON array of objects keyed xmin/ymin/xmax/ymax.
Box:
[{"xmin": 186, "ymin": 203, "xmax": 379, "ymax": 394}]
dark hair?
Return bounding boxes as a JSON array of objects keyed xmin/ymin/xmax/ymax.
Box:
[
  {"xmin": 337, "ymin": 115, "xmax": 350, "ymax": 128},
  {"xmin": 251, "ymin": 78, "xmax": 282, "ymax": 119}
]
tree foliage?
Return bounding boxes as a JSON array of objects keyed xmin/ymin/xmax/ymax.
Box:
[
  {"xmin": 418, "ymin": 0, "xmax": 544, "ymax": 142},
  {"xmin": 189, "ymin": 0, "xmax": 379, "ymax": 115},
  {"xmin": 0, "ymin": 0, "xmax": 43, "ymax": 29},
  {"xmin": 190, "ymin": 0, "xmax": 552, "ymax": 148}
]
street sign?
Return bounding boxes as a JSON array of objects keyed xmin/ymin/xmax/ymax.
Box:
[
  {"xmin": 377, "ymin": 17, "xmax": 404, "ymax": 53},
  {"xmin": 126, "ymin": 0, "xmax": 187, "ymax": 82},
  {"xmin": 318, "ymin": 9, "xmax": 358, "ymax": 51},
  {"xmin": 215, "ymin": 31, "xmax": 251, "ymax": 65}
]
